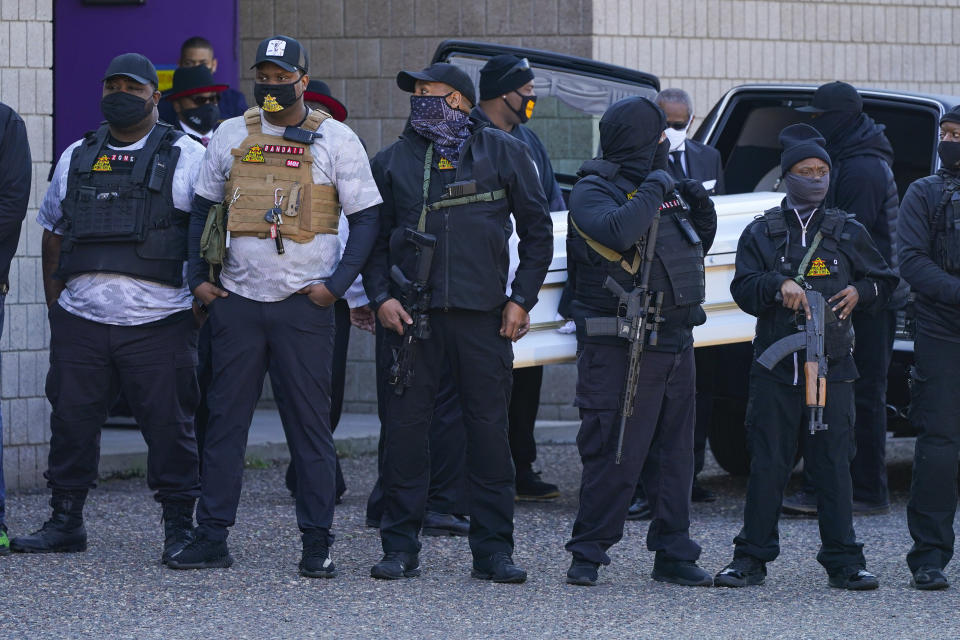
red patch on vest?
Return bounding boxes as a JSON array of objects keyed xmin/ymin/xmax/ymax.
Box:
[
  {"xmin": 285, "ymin": 159, "xmax": 301, "ymax": 168},
  {"xmin": 263, "ymin": 145, "xmax": 305, "ymax": 155}
]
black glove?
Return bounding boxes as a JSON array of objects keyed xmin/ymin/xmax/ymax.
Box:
[
  {"xmin": 678, "ymin": 178, "xmax": 712, "ymax": 210},
  {"xmin": 645, "ymin": 169, "xmax": 676, "ymax": 197}
]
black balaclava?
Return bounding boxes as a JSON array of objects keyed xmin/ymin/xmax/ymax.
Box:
[
  {"xmin": 598, "ymin": 96, "xmax": 667, "ymax": 185},
  {"xmin": 938, "ymin": 105, "xmax": 960, "ymax": 175}
]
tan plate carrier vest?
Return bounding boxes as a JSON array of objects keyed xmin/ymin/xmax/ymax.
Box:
[{"xmin": 225, "ymin": 107, "xmax": 340, "ymax": 243}]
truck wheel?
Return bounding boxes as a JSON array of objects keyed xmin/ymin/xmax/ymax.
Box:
[{"xmin": 708, "ymin": 397, "xmax": 750, "ymax": 476}]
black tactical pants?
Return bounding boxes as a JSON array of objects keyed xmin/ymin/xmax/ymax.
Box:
[
  {"xmin": 367, "ymin": 326, "xmax": 468, "ymax": 522},
  {"xmin": 379, "ymin": 309, "xmax": 515, "ymax": 559},
  {"xmin": 195, "ymin": 293, "xmax": 337, "ymax": 542},
  {"xmin": 906, "ymin": 333, "xmax": 960, "ymax": 572},
  {"xmin": 566, "ymin": 343, "xmax": 701, "ymax": 566},
  {"xmin": 735, "ymin": 374, "xmax": 865, "ymax": 573},
  {"xmin": 45, "ymin": 304, "xmax": 200, "ymax": 501},
  {"xmin": 509, "ymin": 365, "xmax": 543, "ymax": 472}
]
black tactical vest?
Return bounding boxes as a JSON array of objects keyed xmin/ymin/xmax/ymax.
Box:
[
  {"xmin": 930, "ymin": 174, "xmax": 960, "ymax": 275},
  {"xmin": 568, "ymin": 168, "xmax": 706, "ymax": 325},
  {"xmin": 57, "ymin": 123, "xmax": 186, "ymax": 287},
  {"xmin": 762, "ymin": 206, "xmax": 855, "ymax": 359}
]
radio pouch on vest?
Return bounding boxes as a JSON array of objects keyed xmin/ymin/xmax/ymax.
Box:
[
  {"xmin": 200, "ymin": 201, "xmax": 227, "ymax": 282},
  {"xmin": 225, "ymin": 107, "xmax": 341, "ymax": 243}
]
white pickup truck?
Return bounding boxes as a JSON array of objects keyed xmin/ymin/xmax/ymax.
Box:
[{"xmin": 434, "ymin": 41, "xmax": 956, "ymax": 475}]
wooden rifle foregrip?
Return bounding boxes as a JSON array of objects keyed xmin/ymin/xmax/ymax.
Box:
[{"xmin": 804, "ymin": 361, "xmax": 826, "ymax": 408}]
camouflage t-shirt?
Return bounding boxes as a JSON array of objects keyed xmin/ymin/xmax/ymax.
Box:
[
  {"xmin": 37, "ymin": 127, "xmax": 205, "ymax": 326},
  {"xmin": 193, "ymin": 109, "xmax": 382, "ymax": 302}
]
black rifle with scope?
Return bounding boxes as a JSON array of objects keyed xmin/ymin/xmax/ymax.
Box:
[{"xmin": 388, "ymin": 228, "xmax": 437, "ymax": 396}]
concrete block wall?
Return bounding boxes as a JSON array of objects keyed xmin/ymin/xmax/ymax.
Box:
[{"xmin": 1, "ymin": 0, "xmax": 54, "ymax": 491}]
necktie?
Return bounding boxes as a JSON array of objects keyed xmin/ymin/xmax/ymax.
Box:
[
  {"xmin": 670, "ymin": 150, "xmax": 686, "ymax": 178},
  {"xmin": 201, "ymin": 136, "xmax": 210, "ymax": 147}
]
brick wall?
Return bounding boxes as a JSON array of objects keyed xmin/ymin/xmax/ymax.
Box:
[{"xmin": 1, "ymin": 0, "xmax": 54, "ymax": 491}]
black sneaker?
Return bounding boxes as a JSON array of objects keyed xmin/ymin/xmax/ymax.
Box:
[
  {"xmin": 166, "ymin": 531, "xmax": 233, "ymax": 570},
  {"xmin": 515, "ymin": 468, "xmax": 559, "ymax": 502},
  {"xmin": 714, "ymin": 556, "xmax": 767, "ymax": 587},
  {"xmin": 371, "ymin": 551, "xmax": 421, "ymax": 579},
  {"xmin": 852, "ymin": 500, "xmax": 890, "ymax": 516},
  {"xmin": 828, "ymin": 567, "xmax": 879, "ymax": 591},
  {"xmin": 299, "ymin": 534, "xmax": 337, "ymax": 579},
  {"xmin": 691, "ymin": 481, "xmax": 717, "ymax": 503},
  {"xmin": 422, "ymin": 511, "xmax": 469, "ymax": 537},
  {"xmin": 651, "ymin": 557, "xmax": 713, "ymax": 586},
  {"xmin": 160, "ymin": 500, "xmax": 195, "ymax": 565},
  {"xmin": 626, "ymin": 497, "xmax": 652, "ymax": 521},
  {"xmin": 781, "ymin": 490, "xmax": 818, "ymax": 516},
  {"xmin": 911, "ymin": 566, "xmax": 949, "ymax": 591},
  {"xmin": 566, "ymin": 558, "xmax": 600, "ymax": 586},
  {"xmin": 471, "ymin": 552, "xmax": 527, "ymax": 583}
]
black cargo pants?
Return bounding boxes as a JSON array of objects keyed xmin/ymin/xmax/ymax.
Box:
[
  {"xmin": 566, "ymin": 343, "xmax": 702, "ymax": 566},
  {"xmin": 735, "ymin": 374, "xmax": 865, "ymax": 573},
  {"xmin": 45, "ymin": 303, "xmax": 200, "ymax": 502},
  {"xmin": 195, "ymin": 292, "xmax": 337, "ymax": 543},
  {"xmin": 379, "ymin": 308, "xmax": 515, "ymax": 559},
  {"xmin": 906, "ymin": 332, "xmax": 960, "ymax": 572}
]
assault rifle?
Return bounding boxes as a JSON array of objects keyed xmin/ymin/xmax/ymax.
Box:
[
  {"xmin": 585, "ymin": 213, "xmax": 665, "ymax": 464},
  {"xmin": 388, "ymin": 228, "xmax": 437, "ymax": 396},
  {"xmin": 757, "ymin": 289, "xmax": 833, "ymax": 434}
]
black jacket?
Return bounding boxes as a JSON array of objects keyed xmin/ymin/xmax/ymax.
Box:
[
  {"xmin": 898, "ymin": 172, "xmax": 960, "ymax": 341},
  {"xmin": 667, "ymin": 139, "xmax": 725, "ymax": 195},
  {"xmin": 0, "ymin": 103, "xmax": 31, "ymax": 289},
  {"xmin": 731, "ymin": 204, "xmax": 897, "ymax": 384},
  {"xmin": 824, "ymin": 114, "xmax": 899, "ymax": 266},
  {"xmin": 364, "ymin": 119, "xmax": 553, "ymax": 313}
]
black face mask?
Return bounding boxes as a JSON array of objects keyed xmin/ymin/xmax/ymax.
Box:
[
  {"xmin": 182, "ymin": 103, "xmax": 220, "ymax": 134},
  {"xmin": 505, "ymin": 91, "xmax": 536, "ymax": 124},
  {"xmin": 939, "ymin": 141, "xmax": 960, "ymax": 170},
  {"xmin": 100, "ymin": 92, "xmax": 152, "ymax": 128},
  {"xmin": 254, "ymin": 79, "xmax": 302, "ymax": 113}
]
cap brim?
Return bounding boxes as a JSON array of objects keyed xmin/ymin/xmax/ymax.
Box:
[
  {"xmin": 304, "ymin": 93, "xmax": 348, "ymax": 122},
  {"xmin": 251, "ymin": 59, "xmax": 300, "ymax": 73},
  {"xmin": 103, "ymin": 72, "xmax": 153, "ymax": 86},
  {"xmin": 396, "ymin": 70, "xmax": 436, "ymax": 93},
  {"xmin": 796, "ymin": 105, "xmax": 827, "ymax": 113},
  {"xmin": 163, "ymin": 84, "xmax": 229, "ymax": 101}
]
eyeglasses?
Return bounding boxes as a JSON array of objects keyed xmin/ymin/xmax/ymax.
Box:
[
  {"xmin": 666, "ymin": 120, "xmax": 690, "ymax": 130},
  {"xmin": 497, "ymin": 57, "xmax": 531, "ymax": 83},
  {"xmin": 191, "ymin": 95, "xmax": 220, "ymax": 105},
  {"xmin": 793, "ymin": 167, "xmax": 830, "ymax": 178}
]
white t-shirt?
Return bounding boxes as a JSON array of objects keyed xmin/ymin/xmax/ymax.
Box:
[
  {"xmin": 193, "ymin": 109, "xmax": 382, "ymax": 302},
  {"xmin": 37, "ymin": 126, "xmax": 205, "ymax": 326}
]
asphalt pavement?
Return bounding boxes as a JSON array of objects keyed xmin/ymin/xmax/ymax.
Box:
[{"xmin": 2, "ymin": 437, "xmax": 959, "ymax": 640}]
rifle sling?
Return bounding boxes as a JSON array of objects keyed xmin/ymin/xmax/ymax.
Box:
[
  {"xmin": 570, "ymin": 218, "xmax": 642, "ymax": 275},
  {"xmin": 415, "ymin": 143, "xmax": 506, "ymax": 232},
  {"xmin": 793, "ymin": 230, "xmax": 824, "ymax": 287}
]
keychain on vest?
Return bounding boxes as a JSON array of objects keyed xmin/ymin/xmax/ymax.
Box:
[{"xmin": 265, "ymin": 187, "xmax": 285, "ymax": 255}]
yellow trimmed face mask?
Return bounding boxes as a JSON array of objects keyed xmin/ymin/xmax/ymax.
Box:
[
  {"xmin": 254, "ymin": 78, "xmax": 301, "ymax": 113},
  {"xmin": 505, "ymin": 91, "xmax": 537, "ymax": 124}
]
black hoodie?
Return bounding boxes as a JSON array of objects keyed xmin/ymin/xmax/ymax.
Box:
[{"xmin": 814, "ymin": 113, "xmax": 899, "ymax": 267}]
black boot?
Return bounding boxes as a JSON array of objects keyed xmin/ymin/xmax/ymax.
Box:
[
  {"xmin": 11, "ymin": 491, "xmax": 88, "ymax": 554},
  {"xmin": 161, "ymin": 500, "xmax": 196, "ymax": 565}
]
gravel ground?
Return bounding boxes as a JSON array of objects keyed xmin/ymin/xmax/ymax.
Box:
[{"xmin": 2, "ymin": 439, "xmax": 959, "ymax": 640}]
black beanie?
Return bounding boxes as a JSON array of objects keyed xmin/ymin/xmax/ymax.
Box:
[
  {"xmin": 940, "ymin": 105, "xmax": 960, "ymax": 127},
  {"xmin": 479, "ymin": 55, "xmax": 535, "ymax": 101},
  {"xmin": 780, "ymin": 123, "xmax": 832, "ymax": 175}
]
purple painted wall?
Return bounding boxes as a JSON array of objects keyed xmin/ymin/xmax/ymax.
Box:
[{"xmin": 54, "ymin": 0, "xmax": 239, "ymax": 157}]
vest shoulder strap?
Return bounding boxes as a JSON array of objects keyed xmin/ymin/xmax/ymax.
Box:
[
  {"xmin": 130, "ymin": 122, "xmax": 174, "ymax": 183},
  {"xmin": 74, "ymin": 125, "xmax": 111, "ymax": 175},
  {"xmin": 303, "ymin": 109, "xmax": 330, "ymax": 132},
  {"xmin": 761, "ymin": 208, "xmax": 788, "ymax": 238},
  {"xmin": 243, "ymin": 107, "xmax": 261, "ymax": 135}
]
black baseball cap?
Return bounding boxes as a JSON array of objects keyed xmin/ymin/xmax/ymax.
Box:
[
  {"xmin": 396, "ymin": 63, "xmax": 477, "ymax": 107},
  {"xmin": 797, "ymin": 81, "xmax": 863, "ymax": 114},
  {"xmin": 103, "ymin": 53, "xmax": 159, "ymax": 88},
  {"xmin": 251, "ymin": 35, "xmax": 308, "ymax": 74}
]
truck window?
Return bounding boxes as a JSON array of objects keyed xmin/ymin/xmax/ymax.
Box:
[
  {"xmin": 705, "ymin": 92, "xmax": 940, "ymax": 199},
  {"xmin": 446, "ymin": 54, "xmax": 658, "ymax": 201}
]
